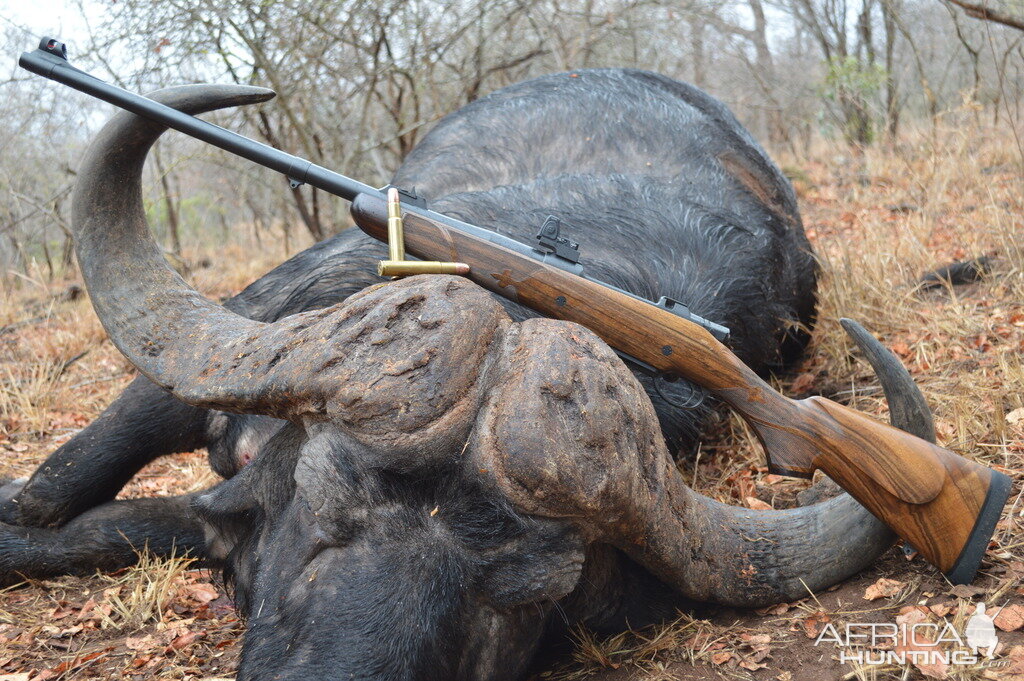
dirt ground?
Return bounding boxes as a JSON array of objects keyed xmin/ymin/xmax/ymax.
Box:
[{"xmin": 1, "ymin": 119, "xmax": 1022, "ymax": 680}]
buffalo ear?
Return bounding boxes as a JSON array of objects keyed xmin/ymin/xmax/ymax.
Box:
[
  {"xmin": 478, "ymin": 520, "xmax": 584, "ymax": 609},
  {"xmin": 191, "ymin": 478, "xmax": 260, "ymax": 560},
  {"xmin": 193, "ymin": 478, "xmax": 258, "ymax": 519}
]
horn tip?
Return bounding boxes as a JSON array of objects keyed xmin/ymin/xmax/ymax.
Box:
[
  {"xmin": 839, "ymin": 317, "xmax": 873, "ymax": 342},
  {"xmin": 249, "ymin": 86, "xmax": 277, "ymax": 102},
  {"xmin": 142, "ymin": 84, "xmax": 277, "ymax": 112}
]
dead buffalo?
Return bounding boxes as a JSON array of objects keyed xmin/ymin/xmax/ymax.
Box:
[{"xmin": 1, "ymin": 70, "xmax": 930, "ymax": 680}]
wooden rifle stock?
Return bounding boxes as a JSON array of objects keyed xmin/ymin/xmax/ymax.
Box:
[{"xmin": 352, "ymin": 193, "xmax": 1010, "ymax": 583}]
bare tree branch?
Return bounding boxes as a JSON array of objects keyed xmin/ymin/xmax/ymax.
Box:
[{"xmin": 942, "ymin": 0, "xmax": 1024, "ymax": 32}]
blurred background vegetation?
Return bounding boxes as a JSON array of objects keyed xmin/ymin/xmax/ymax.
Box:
[{"xmin": 1, "ymin": 0, "xmax": 1021, "ymax": 281}]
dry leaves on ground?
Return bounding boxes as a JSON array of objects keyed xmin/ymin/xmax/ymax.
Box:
[
  {"xmin": 995, "ymin": 605, "xmax": 1024, "ymax": 633},
  {"xmin": 895, "ymin": 606, "xmax": 948, "ymax": 679},
  {"xmin": 863, "ymin": 577, "xmax": 905, "ymax": 600}
]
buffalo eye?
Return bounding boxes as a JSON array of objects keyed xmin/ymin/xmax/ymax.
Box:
[{"xmin": 477, "ymin": 520, "xmax": 585, "ymax": 608}]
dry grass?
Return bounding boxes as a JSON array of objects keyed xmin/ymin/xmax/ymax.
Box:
[
  {"xmin": 0, "ymin": 238, "xmax": 304, "ymax": 456},
  {"xmin": 98, "ymin": 550, "xmax": 196, "ymax": 631},
  {"xmin": 0, "ymin": 115, "xmax": 1021, "ymax": 680},
  {"xmin": 542, "ymin": 614, "xmax": 718, "ymax": 680}
]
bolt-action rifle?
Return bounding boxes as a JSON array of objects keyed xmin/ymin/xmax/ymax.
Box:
[{"xmin": 19, "ymin": 37, "xmax": 1010, "ymax": 584}]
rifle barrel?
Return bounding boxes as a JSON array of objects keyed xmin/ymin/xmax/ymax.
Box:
[{"xmin": 18, "ymin": 45, "xmax": 379, "ymax": 202}]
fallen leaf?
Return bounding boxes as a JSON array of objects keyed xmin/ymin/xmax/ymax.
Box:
[
  {"xmin": 776, "ymin": 673, "xmax": 793, "ymax": 681},
  {"xmin": 0, "ymin": 674, "xmax": 31, "ymax": 681},
  {"xmin": 790, "ymin": 372, "xmax": 816, "ymax": 393},
  {"xmin": 913, "ymin": 652, "xmax": 948, "ymax": 679},
  {"xmin": 739, "ymin": 632, "xmax": 771, "ymax": 645},
  {"xmin": 125, "ymin": 635, "xmax": 154, "ymax": 651},
  {"xmin": 48, "ymin": 604, "xmax": 75, "ymax": 620},
  {"xmin": 802, "ymin": 612, "xmax": 831, "ymax": 638},
  {"xmin": 929, "ymin": 602, "xmax": 953, "ymax": 617},
  {"xmin": 1006, "ymin": 407, "xmax": 1024, "ymax": 428},
  {"xmin": 894, "ymin": 622, "xmax": 947, "ymax": 679},
  {"xmin": 995, "ymin": 604, "xmax": 1024, "ymax": 632},
  {"xmin": 755, "ymin": 602, "xmax": 791, "ymax": 616},
  {"xmin": 169, "ymin": 630, "xmax": 205, "ymax": 651},
  {"xmin": 58, "ymin": 624, "xmax": 83, "ymax": 637},
  {"xmin": 948, "ymin": 584, "xmax": 987, "ymax": 599},
  {"xmin": 180, "ymin": 582, "xmax": 219, "ymax": 604},
  {"xmin": 76, "ymin": 598, "xmax": 97, "ymax": 621},
  {"xmin": 745, "ymin": 496, "xmax": 773, "ymax": 510},
  {"xmin": 737, "ymin": 632, "xmax": 772, "ymax": 671},
  {"xmin": 157, "ymin": 624, "xmax": 189, "ymax": 646},
  {"xmin": 896, "ymin": 606, "xmax": 930, "ymax": 626},
  {"xmin": 711, "ymin": 650, "xmax": 733, "ymax": 665},
  {"xmin": 49, "ymin": 649, "xmax": 109, "ymax": 676},
  {"xmin": 864, "ymin": 577, "xmax": 905, "ymax": 600},
  {"xmin": 891, "ymin": 341, "xmax": 911, "ymax": 357},
  {"xmin": 1006, "ymin": 646, "xmax": 1024, "ymax": 674}
]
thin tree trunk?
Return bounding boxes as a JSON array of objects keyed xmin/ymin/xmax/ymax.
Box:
[
  {"xmin": 882, "ymin": 0, "xmax": 901, "ymax": 139},
  {"xmin": 152, "ymin": 147, "xmax": 182, "ymax": 255},
  {"xmin": 690, "ymin": 17, "xmax": 706, "ymax": 88},
  {"xmin": 255, "ymin": 110, "xmax": 325, "ymax": 241}
]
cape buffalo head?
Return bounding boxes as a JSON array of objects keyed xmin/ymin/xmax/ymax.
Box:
[{"xmin": 69, "ymin": 84, "xmax": 930, "ymax": 680}]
